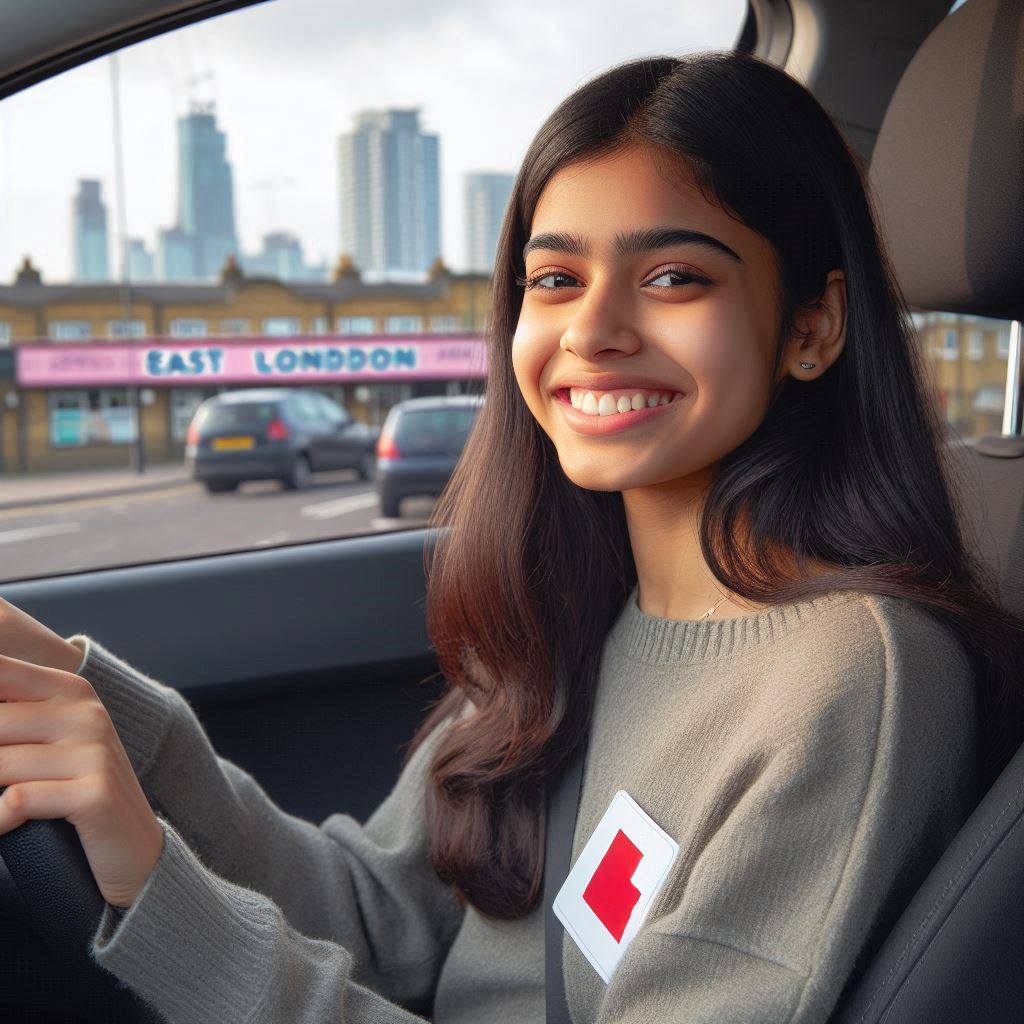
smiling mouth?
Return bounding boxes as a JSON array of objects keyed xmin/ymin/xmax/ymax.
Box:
[{"xmin": 556, "ymin": 387, "xmax": 685, "ymax": 417}]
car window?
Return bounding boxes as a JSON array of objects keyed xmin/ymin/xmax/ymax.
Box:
[
  {"xmin": 0, "ymin": 0, "xmax": 773, "ymax": 582},
  {"xmin": 912, "ymin": 312, "xmax": 1016, "ymax": 440},
  {"xmin": 317, "ymin": 394, "xmax": 350, "ymax": 426},
  {"xmin": 392, "ymin": 407, "xmax": 479, "ymax": 454},
  {"xmin": 201, "ymin": 401, "xmax": 279, "ymax": 433}
]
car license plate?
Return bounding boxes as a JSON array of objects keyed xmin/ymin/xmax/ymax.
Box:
[{"xmin": 212, "ymin": 437, "xmax": 255, "ymax": 450}]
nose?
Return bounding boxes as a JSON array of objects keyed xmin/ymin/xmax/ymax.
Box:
[{"xmin": 559, "ymin": 279, "xmax": 641, "ymax": 361}]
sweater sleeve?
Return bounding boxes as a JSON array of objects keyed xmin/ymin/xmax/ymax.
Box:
[
  {"xmin": 66, "ymin": 634, "xmax": 466, "ymax": 1017},
  {"xmin": 585, "ymin": 602, "xmax": 978, "ymax": 1024}
]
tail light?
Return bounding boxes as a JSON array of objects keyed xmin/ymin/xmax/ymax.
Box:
[
  {"xmin": 185, "ymin": 423, "xmax": 200, "ymax": 445},
  {"xmin": 266, "ymin": 417, "xmax": 290, "ymax": 441},
  {"xmin": 376, "ymin": 429, "xmax": 401, "ymax": 459}
]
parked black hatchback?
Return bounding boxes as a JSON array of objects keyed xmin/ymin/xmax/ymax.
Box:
[
  {"xmin": 375, "ymin": 395, "xmax": 483, "ymax": 517},
  {"xmin": 185, "ymin": 388, "xmax": 378, "ymax": 494}
]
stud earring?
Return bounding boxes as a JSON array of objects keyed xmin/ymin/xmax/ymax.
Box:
[{"xmin": 800, "ymin": 362, "xmax": 815, "ymax": 369}]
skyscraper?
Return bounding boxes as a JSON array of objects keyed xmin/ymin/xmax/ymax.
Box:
[
  {"xmin": 123, "ymin": 238, "xmax": 156, "ymax": 281},
  {"xmin": 464, "ymin": 172, "xmax": 515, "ymax": 274},
  {"xmin": 72, "ymin": 179, "xmax": 109, "ymax": 281},
  {"xmin": 161, "ymin": 104, "xmax": 239, "ymax": 280},
  {"xmin": 337, "ymin": 109, "xmax": 440, "ymax": 278}
]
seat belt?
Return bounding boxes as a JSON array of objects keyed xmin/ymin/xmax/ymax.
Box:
[{"xmin": 543, "ymin": 736, "xmax": 588, "ymax": 1024}]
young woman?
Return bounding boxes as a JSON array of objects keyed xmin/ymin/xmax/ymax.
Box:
[{"xmin": 1, "ymin": 50, "xmax": 1022, "ymax": 1024}]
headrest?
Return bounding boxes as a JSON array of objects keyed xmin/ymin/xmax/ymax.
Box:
[{"xmin": 868, "ymin": 0, "xmax": 1023, "ymax": 321}]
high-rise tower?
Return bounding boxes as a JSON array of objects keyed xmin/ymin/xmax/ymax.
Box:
[
  {"xmin": 72, "ymin": 179, "xmax": 109, "ymax": 281},
  {"xmin": 464, "ymin": 172, "xmax": 515, "ymax": 274},
  {"xmin": 337, "ymin": 109, "xmax": 440, "ymax": 278}
]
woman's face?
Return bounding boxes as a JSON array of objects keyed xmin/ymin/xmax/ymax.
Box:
[{"xmin": 511, "ymin": 144, "xmax": 789, "ymax": 496}]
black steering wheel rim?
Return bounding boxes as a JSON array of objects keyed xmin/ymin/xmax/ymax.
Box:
[{"xmin": 0, "ymin": 816, "xmax": 164, "ymax": 1023}]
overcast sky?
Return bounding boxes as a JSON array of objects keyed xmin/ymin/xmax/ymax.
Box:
[{"xmin": 0, "ymin": 0, "xmax": 747, "ymax": 282}]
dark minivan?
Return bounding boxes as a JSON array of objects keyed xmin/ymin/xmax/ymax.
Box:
[
  {"xmin": 185, "ymin": 387, "xmax": 378, "ymax": 493},
  {"xmin": 375, "ymin": 395, "xmax": 483, "ymax": 517}
]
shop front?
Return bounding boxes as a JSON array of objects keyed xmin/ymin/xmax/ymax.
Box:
[{"xmin": 10, "ymin": 334, "xmax": 487, "ymax": 473}]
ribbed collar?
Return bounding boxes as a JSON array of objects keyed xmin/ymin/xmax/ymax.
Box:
[{"xmin": 606, "ymin": 585, "xmax": 866, "ymax": 664}]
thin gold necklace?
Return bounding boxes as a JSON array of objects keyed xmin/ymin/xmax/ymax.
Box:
[{"xmin": 698, "ymin": 594, "xmax": 730, "ymax": 621}]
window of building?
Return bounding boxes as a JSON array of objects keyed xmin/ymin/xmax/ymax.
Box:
[
  {"xmin": 47, "ymin": 388, "xmax": 136, "ymax": 446},
  {"xmin": 937, "ymin": 328, "xmax": 959, "ymax": 361},
  {"xmin": 49, "ymin": 320, "xmax": 92, "ymax": 341},
  {"xmin": 0, "ymin": 322, "xmax": 10, "ymax": 347},
  {"xmin": 107, "ymin": 319, "xmax": 147, "ymax": 338},
  {"xmin": 384, "ymin": 315, "xmax": 423, "ymax": 334},
  {"xmin": 219, "ymin": 318, "xmax": 252, "ymax": 336},
  {"xmin": 313, "ymin": 316, "xmax": 329, "ymax": 335},
  {"xmin": 996, "ymin": 328, "xmax": 1010, "ymax": 359},
  {"xmin": 262, "ymin": 317, "xmax": 299, "ymax": 336},
  {"xmin": 429, "ymin": 315, "xmax": 461, "ymax": 332},
  {"xmin": 171, "ymin": 388, "xmax": 211, "ymax": 442},
  {"xmin": 966, "ymin": 330, "xmax": 984, "ymax": 361},
  {"xmin": 337, "ymin": 316, "xmax": 376, "ymax": 334},
  {"xmin": 170, "ymin": 318, "xmax": 208, "ymax": 338}
]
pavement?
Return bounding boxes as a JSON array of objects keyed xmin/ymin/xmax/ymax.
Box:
[{"xmin": 0, "ymin": 462, "xmax": 194, "ymax": 512}]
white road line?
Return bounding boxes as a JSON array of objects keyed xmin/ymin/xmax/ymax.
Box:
[
  {"xmin": 0, "ymin": 522, "xmax": 83, "ymax": 544},
  {"xmin": 253, "ymin": 531, "xmax": 291, "ymax": 547},
  {"xmin": 300, "ymin": 492, "xmax": 379, "ymax": 520}
]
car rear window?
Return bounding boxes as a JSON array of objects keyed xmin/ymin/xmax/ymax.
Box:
[
  {"xmin": 394, "ymin": 407, "xmax": 478, "ymax": 454},
  {"xmin": 201, "ymin": 402, "xmax": 279, "ymax": 433}
]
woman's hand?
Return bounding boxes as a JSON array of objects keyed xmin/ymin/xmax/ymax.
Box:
[
  {"xmin": 0, "ymin": 595, "xmax": 84, "ymax": 675},
  {"xmin": 0, "ymin": 652, "xmax": 164, "ymax": 908}
]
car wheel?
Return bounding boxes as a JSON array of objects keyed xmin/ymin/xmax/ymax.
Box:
[
  {"xmin": 283, "ymin": 454, "xmax": 312, "ymax": 490},
  {"xmin": 204, "ymin": 480, "xmax": 239, "ymax": 493},
  {"xmin": 357, "ymin": 450, "xmax": 376, "ymax": 480},
  {"xmin": 380, "ymin": 494, "xmax": 401, "ymax": 518}
]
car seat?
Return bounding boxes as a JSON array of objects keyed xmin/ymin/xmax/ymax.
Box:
[{"xmin": 829, "ymin": 0, "xmax": 1024, "ymax": 1019}]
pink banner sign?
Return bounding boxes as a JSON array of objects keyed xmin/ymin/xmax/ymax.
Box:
[{"xmin": 16, "ymin": 336, "xmax": 489, "ymax": 387}]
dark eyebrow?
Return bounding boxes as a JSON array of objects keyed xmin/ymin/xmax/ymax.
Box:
[{"xmin": 522, "ymin": 227, "xmax": 742, "ymax": 265}]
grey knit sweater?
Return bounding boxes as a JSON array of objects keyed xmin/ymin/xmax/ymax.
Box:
[{"xmin": 67, "ymin": 587, "xmax": 978, "ymax": 1023}]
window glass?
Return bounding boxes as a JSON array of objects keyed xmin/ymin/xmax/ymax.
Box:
[
  {"xmin": 392, "ymin": 405, "xmax": 480, "ymax": 454},
  {"xmin": 262, "ymin": 316, "xmax": 300, "ymax": 336},
  {"xmin": 0, "ymin": 0, "xmax": 747, "ymax": 581},
  {"xmin": 107, "ymin": 318, "xmax": 146, "ymax": 338},
  {"xmin": 384, "ymin": 315, "xmax": 423, "ymax": 334},
  {"xmin": 338, "ymin": 316, "xmax": 376, "ymax": 334},
  {"xmin": 49, "ymin": 320, "xmax": 92, "ymax": 341},
  {"xmin": 914, "ymin": 311, "xmax": 1016, "ymax": 439},
  {"xmin": 170, "ymin": 318, "xmax": 208, "ymax": 338}
]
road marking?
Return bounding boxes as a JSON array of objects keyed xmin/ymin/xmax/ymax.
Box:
[
  {"xmin": 0, "ymin": 482, "xmax": 200, "ymax": 521},
  {"xmin": 254, "ymin": 531, "xmax": 291, "ymax": 547},
  {"xmin": 0, "ymin": 522, "xmax": 82, "ymax": 544},
  {"xmin": 301, "ymin": 492, "xmax": 379, "ymax": 520}
]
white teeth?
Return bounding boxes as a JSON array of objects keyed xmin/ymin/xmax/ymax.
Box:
[{"xmin": 566, "ymin": 388, "xmax": 682, "ymax": 417}]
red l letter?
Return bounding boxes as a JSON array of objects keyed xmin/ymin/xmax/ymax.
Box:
[{"xmin": 582, "ymin": 829, "xmax": 643, "ymax": 942}]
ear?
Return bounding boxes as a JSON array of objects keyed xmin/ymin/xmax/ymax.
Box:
[{"xmin": 780, "ymin": 270, "xmax": 846, "ymax": 381}]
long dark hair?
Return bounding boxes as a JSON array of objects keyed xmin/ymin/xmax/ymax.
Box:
[{"xmin": 407, "ymin": 50, "xmax": 1024, "ymax": 921}]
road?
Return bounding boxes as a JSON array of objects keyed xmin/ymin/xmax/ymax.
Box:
[{"xmin": 0, "ymin": 470, "xmax": 436, "ymax": 583}]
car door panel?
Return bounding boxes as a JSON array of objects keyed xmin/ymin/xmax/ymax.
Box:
[{"xmin": 0, "ymin": 528, "xmax": 444, "ymax": 824}]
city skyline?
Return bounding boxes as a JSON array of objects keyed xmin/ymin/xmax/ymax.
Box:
[{"xmin": 0, "ymin": 0, "xmax": 748, "ymax": 282}]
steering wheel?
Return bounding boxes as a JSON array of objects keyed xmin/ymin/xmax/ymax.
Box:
[{"xmin": 0, "ymin": 817, "xmax": 164, "ymax": 1023}]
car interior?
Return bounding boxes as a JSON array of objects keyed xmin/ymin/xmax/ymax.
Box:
[{"xmin": 0, "ymin": 0, "xmax": 1021, "ymax": 1021}]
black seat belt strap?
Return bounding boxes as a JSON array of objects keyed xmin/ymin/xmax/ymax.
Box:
[{"xmin": 543, "ymin": 737, "xmax": 588, "ymax": 1024}]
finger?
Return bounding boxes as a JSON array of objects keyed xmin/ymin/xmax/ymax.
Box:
[
  {"xmin": 0, "ymin": 741, "xmax": 107, "ymax": 787},
  {"xmin": 0, "ymin": 698, "xmax": 110, "ymax": 746},
  {"xmin": 0, "ymin": 653, "xmax": 90, "ymax": 703},
  {"xmin": 0, "ymin": 777, "xmax": 91, "ymax": 835}
]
